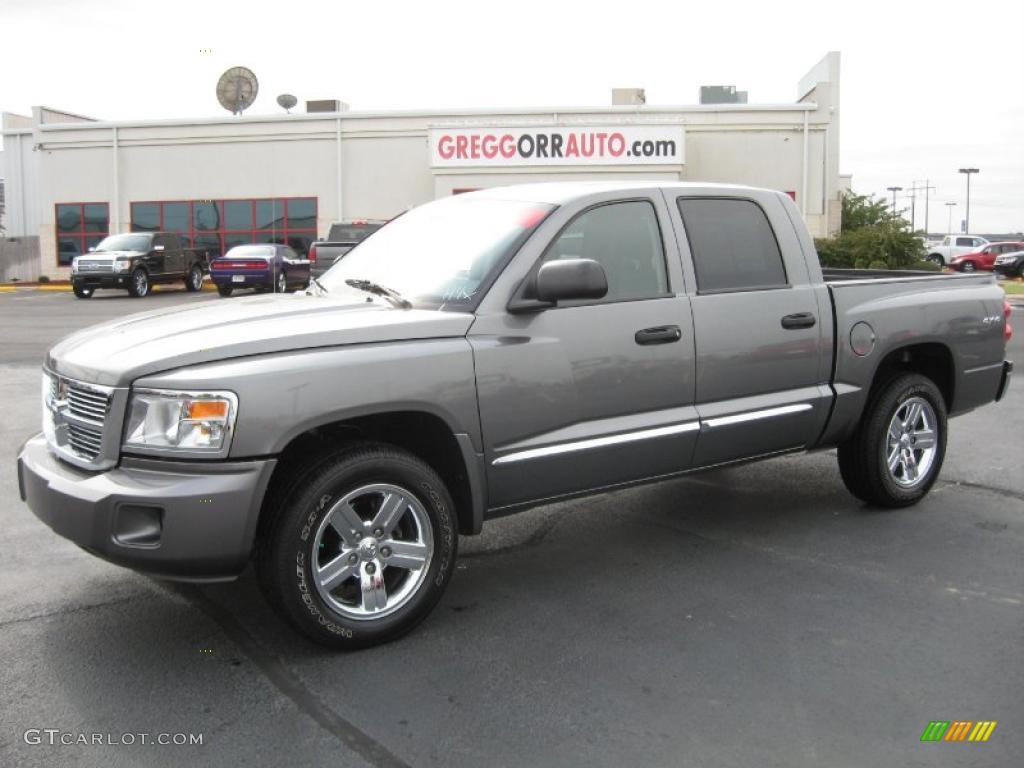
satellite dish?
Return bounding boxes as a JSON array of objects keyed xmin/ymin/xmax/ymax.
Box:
[
  {"xmin": 216, "ymin": 67, "xmax": 259, "ymax": 115},
  {"xmin": 276, "ymin": 94, "xmax": 298, "ymax": 113}
]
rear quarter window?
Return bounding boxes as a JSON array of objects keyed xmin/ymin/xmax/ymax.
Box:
[{"xmin": 677, "ymin": 198, "xmax": 787, "ymax": 293}]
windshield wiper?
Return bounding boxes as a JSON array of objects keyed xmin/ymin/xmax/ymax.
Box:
[{"xmin": 344, "ymin": 279, "xmax": 412, "ymax": 309}]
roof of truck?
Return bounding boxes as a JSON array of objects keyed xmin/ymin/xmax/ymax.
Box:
[{"xmin": 468, "ymin": 181, "xmax": 780, "ymax": 205}]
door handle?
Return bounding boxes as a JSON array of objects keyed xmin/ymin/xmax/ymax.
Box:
[
  {"xmin": 635, "ymin": 325, "xmax": 682, "ymax": 345},
  {"xmin": 780, "ymin": 312, "xmax": 816, "ymax": 330}
]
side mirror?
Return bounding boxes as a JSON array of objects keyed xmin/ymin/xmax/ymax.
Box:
[
  {"xmin": 87, "ymin": 246, "xmax": 96, "ymax": 252},
  {"xmin": 153, "ymin": 244, "xmax": 165, "ymax": 252},
  {"xmin": 536, "ymin": 258, "xmax": 608, "ymax": 303}
]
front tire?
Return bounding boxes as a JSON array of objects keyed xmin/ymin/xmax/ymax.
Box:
[
  {"xmin": 837, "ymin": 373, "xmax": 947, "ymax": 507},
  {"xmin": 928, "ymin": 254, "xmax": 944, "ymax": 267},
  {"xmin": 72, "ymin": 283, "xmax": 94, "ymax": 299},
  {"xmin": 258, "ymin": 443, "xmax": 458, "ymax": 649},
  {"xmin": 185, "ymin": 264, "xmax": 204, "ymax": 292},
  {"xmin": 961, "ymin": 261, "xmax": 976, "ymax": 272},
  {"xmin": 128, "ymin": 268, "xmax": 149, "ymax": 298}
]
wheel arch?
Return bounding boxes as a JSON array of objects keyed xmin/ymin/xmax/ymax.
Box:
[
  {"xmin": 255, "ymin": 409, "xmax": 485, "ymax": 555},
  {"xmin": 866, "ymin": 342, "xmax": 955, "ymax": 412}
]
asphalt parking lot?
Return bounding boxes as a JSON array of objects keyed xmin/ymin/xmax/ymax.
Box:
[{"xmin": 1, "ymin": 287, "xmax": 1022, "ymax": 767}]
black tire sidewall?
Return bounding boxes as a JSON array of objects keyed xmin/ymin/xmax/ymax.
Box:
[
  {"xmin": 866, "ymin": 375, "xmax": 947, "ymax": 505},
  {"xmin": 265, "ymin": 447, "xmax": 457, "ymax": 648},
  {"xmin": 217, "ymin": 284, "xmax": 233, "ymax": 297}
]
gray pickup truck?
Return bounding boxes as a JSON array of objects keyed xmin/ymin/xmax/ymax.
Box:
[{"xmin": 18, "ymin": 182, "xmax": 1012, "ymax": 649}]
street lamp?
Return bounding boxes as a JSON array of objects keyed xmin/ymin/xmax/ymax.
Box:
[
  {"xmin": 886, "ymin": 186, "xmax": 903, "ymax": 216},
  {"xmin": 958, "ymin": 168, "xmax": 979, "ymax": 233},
  {"xmin": 945, "ymin": 202, "xmax": 957, "ymax": 235}
]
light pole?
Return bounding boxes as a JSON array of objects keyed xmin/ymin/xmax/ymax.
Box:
[
  {"xmin": 958, "ymin": 168, "xmax": 979, "ymax": 233},
  {"xmin": 887, "ymin": 186, "xmax": 903, "ymax": 217},
  {"xmin": 945, "ymin": 202, "xmax": 956, "ymax": 235}
]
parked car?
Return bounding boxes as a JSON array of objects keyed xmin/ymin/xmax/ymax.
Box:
[
  {"xmin": 926, "ymin": 235, "xmax": 989, "ymax": 266},
  {"xmin": 949, "ymin": 241, "xmax": 1024, "ymax": 272},
  {"xmin": 309, "ymin": 219, "xmax": 387, "ymax": 280},
  {"xmin": 209, "ymin": 244, "xmax": 310, "ymax": 297},
  {"xmin": 993, "ymin": 249, "xmax": 1024, "ymax": 278},
  {"xmin": 70, "ymin": 232, "xmax": 208, "ymax": 298},
  {"xmin": 19, "ymin": 182, "xmax": 1013, "ymax": 650}
]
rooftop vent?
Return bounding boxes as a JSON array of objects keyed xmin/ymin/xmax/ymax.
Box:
[
  {"xmin": 612, "ymin": 88, "xmax": 646, "ymax": 106},
  {"xmin": 306, "ymin": 99, "xmax": 349, "ymax": 113},
  {"xmin": 699, "ymin": 85, "xmax": 748, "ymax": 104}
]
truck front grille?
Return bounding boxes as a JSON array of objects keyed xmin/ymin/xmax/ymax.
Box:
[
  {"xmin": 77, "ymin": 259, "xmax": 113, "ymax": 271},
  {"xmin": 44, "ymin": 372, "xmax": 123, "ymax": 470}
]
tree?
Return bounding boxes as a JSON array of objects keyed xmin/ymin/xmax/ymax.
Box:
[{"xmin": 815, "ymin": 190, "xmax": 934, "ymax": 270}]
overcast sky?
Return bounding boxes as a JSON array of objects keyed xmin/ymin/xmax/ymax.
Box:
[{"xmin": 2, "ymin": 0, "xmax": 1021, "ymax": 232}]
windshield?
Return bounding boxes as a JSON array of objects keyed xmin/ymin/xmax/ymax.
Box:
[
  {"xmin": 328, "ymin": 223, "xmax": 384, "ymax": 242},
  {"xmin": 318, "ymin": 196, "xmax": 553, "ymax": 309},
  {"xmin": 94, "ymin": 234, "xmax": 152, "ymax": 252}
]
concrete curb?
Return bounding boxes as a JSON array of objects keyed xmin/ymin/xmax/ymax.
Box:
[{"xmin": 0, "ymin": 283, "xmax": 218, "ymax": 293}]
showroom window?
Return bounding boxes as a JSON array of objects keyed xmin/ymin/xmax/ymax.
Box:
[
  {"xmin": 129, "ymin": 197, "xmax": 318, "ymax": 257},
  {"xmin": 55, "ymin": 203, "xmax": 109, "ymax": 266}
]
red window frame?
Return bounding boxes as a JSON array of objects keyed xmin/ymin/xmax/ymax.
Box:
[
  {"xmin": 55, "ymin": 202, "xmax": 110, "ymax": 266},
  {"xmin": 129, "ymin": 197, "xmax": 318, "ymax": 257}
]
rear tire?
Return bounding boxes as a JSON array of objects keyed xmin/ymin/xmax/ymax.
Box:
[
  {"xmin": 837, "ymin": 373, "xmax": 947, "ymax": 507},
  {"xmin": 72, "ymin": 284, "xmax": 94, "ymax": 299},
  {"xmin": 128, "ymin": 268, "xmax": 149, "ymax": 298},
  {"xmin": 216, "ymin": 284, "xmax": 233, "ymax": 297},
  {"xmin": 276, "ymin": 269, "xmax": 287, "ymax": 293},
  {"xmin": 258, "ymin": 443, "xmax": 458, "ymax": 650}
]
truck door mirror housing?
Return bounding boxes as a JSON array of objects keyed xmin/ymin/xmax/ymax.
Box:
[{"xmin": 535, "ymin": 258, "xmax": 608, "ymax": 303}]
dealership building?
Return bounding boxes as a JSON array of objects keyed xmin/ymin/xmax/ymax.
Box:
[{"xmin": 0, "ymin": 53, "xmax": 841, "ymax": 281}]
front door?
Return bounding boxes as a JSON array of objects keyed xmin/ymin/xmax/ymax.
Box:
[{"xmin": 471, "ymin": 195, "xmax": 698, "ymax": 512}]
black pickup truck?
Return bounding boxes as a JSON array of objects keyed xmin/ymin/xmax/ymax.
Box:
[{"xmin": 70, "ymin": 232, "xmax": 210, "ymax": 298}]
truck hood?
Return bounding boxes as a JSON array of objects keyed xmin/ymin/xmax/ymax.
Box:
[{"xmin": 47, "ymin": 293, "xmax": 474, "ymax": 386}]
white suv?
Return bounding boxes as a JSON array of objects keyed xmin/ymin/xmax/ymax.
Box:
[{"xmin": 926, "ymin": 235, "xmax": 989, "ymax": 266}]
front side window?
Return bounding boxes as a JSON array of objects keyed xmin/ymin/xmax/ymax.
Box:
[
  {"xmin": 542, "ymin": 201, "xmax": 668, "ymax": 303},
  {"xmin": 678, "ymin": 198, "xmax": 787, "ymax": 293}
]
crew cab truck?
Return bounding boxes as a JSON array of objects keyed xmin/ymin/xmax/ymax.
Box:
[
  {"xmin": 71, "ymin": 232, "xmax": 208, "ymax": 298},
  {"xmin": 18, "ymin": 183, "xmax": 1012, "ymax": 649},
  {"xmin": 926, "ymin": 234, "xmax": 989, "ymax": 266}
]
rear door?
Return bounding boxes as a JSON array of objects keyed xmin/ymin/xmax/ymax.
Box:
[
  {"xmin": 668, "ymin": 192, "xmax": 832, "ymax": 467},
  {"xmin": 471, "ymin": 192, "xmax": 698, "ymax": 510}
]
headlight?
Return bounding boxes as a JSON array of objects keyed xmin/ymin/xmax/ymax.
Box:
[
  {"xmin": 113, "ymin": 257, "xmax": 131, "ymax": 272},
  {"xmin": 123, "ymin": 388, "xmax": 237, "ymax": 457}
]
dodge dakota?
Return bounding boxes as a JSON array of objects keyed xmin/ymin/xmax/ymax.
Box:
[{"xmin": 18, "ymin": 182, "xmax": 1013, "ymax": 649}]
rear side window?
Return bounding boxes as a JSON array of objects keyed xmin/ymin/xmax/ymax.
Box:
[
  {"xmin": 543, "ymin": 201, "xmax": 668, "ymax": 302},
  {"xmin": 677, "ymin": 198, "xmax": 787, "ymax": 293},
  {"xmin": 956, "ymin": 237, "xmax": 974, "ymax": 247}
]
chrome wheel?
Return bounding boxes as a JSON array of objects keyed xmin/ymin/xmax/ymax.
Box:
[
  {"xmin": 189, "ymin": 266, "xmax": 203, "ymax": 290},
  {"xmin": 311, "ymin": 483, "xmax": 433, "ymax": 621},
  {"xmin": 961, "ymin": 261, "xmax": 976, "ymax": 272},
  {"xmin": 885, "ymin": 396, "xmax": 938, "ymax": 487},
  {"xmin": 276, "ymin": 270, "xmax": 286, "ymax": 293}
]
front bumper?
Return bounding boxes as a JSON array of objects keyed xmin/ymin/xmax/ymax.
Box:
[
  {"xmin": 73, "ymin": 272, "xmax": 129, "ymax": 289},
  {"xmin": 993, "ymin": 263, "xmax": 1022, "ymax": 277},
  {"xmin": 996, "ymin": 360, "xmax": 1013, "ymax": 402},
  {"xmin": 17, "ymin": 433, "xmax": 276, "ymax": 581}
]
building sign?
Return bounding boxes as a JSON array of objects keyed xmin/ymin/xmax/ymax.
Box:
[{"xmin": 430, "ymin": 125, "xmax": 684, "ymax": 168}]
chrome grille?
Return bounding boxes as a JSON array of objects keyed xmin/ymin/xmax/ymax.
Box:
[
  {"xmin": 67, "ymin": 423, "xmax": 104, "ymax": 460},
  {"xmin": 67, "ymin": 383, "xmax": 111, "ymax": 422},
  {"xmin": 44, "ymin": 371, "xmax": 123, "ymax": 470},
  {"xmin": 77, "ymin": 259, "xmax": 113, "ymax": 271}
]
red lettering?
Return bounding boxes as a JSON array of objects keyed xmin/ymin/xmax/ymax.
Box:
[
  {"xmin": 499, "ymin": 134, "xmax": 516, "ymax": 158},
  {"xmin": 470, "ymin": 134, "xmax": 482, "ymax": 158},
  {"xmin": 565, "ymin": 133, "xmax": 579, "ymax": 158},
  {"xmin": 438, "ymin": 135, "xmax": 454, "ymax": 160},
  {"xmin": 608, "ymin": 132, "xmax": 625, "ymax": 157},
  {"xmin": 595, "ymin": 132, "xmax": 608, "ymax": 155},
  {"xmin": 580, "ymin": 134, "xmax": 594, "ymax": 157},
  {"xmin": 455, "ymin": 135, "xmax": 469, "ymax": 160},
  {"xmin": 482, "ymin": 134, "xmax": 498, "ymax": 159}
]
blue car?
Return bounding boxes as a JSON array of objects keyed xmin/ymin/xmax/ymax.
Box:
[{"xmin": 210, "ymin": 244, "xmax": 310, "ymax": 297}]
